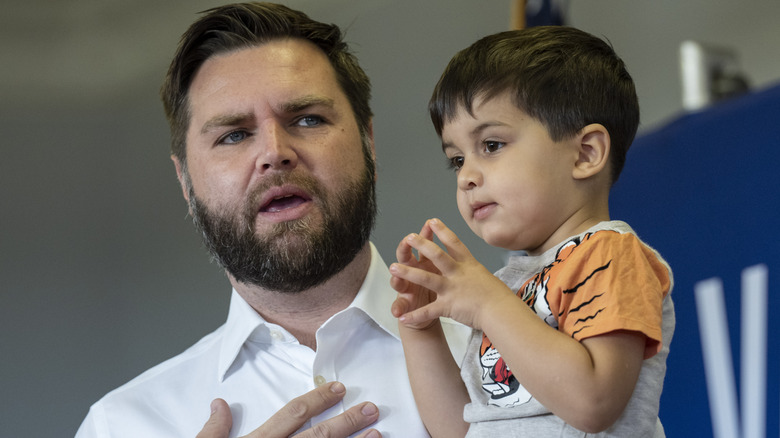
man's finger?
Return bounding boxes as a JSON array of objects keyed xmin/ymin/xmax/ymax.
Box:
[
  {"xmin": 296, "ymin": 402, "xmax": 381, "ymax": 438},
  {"xmin": 248, "ymin": 382, "xmax": 348, "ymax": 437},
  {"xmin": 196, "ymin": 399, "xmax": 232, "ymax": 438},
  {"xmin": 355, "ymin": 428, "xmax": 382, "ymax": 438}
]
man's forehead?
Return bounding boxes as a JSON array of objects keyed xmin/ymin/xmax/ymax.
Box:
[
  {"xmin": 186, "ymin": 40, "xmax": 346, "ymax": 122},
  {"xmin": 192, "ymin": 41, "xmax": 334, "ymax": 90}
]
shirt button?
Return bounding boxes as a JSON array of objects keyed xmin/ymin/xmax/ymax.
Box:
[
  {"xmin": 314, "ymin": 375, "xmax": 327, "ymax": 387},
  {"xmin": 270, "ymin": 330, "xmax": 283, "ymax": 341}
]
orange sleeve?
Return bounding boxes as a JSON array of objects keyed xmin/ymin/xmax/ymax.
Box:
[{"xmin": 541, "ymin": 232, "xmax": 670, "ymax": 359}]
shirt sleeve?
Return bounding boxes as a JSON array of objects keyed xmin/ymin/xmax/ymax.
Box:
[{"xmin": 546, "ymin": 231, "xmax": 671, "ymax": 359}]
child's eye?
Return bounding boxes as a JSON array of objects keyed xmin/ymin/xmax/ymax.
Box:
[
  {"xmin": 218, "ymin": 130, "xmax": 250, "ymax": 145},
  {"xmin": 483, "ymin": 140, "xmax": 505, "ymax": 153},
  {"xmin": 447, "ymin": 156, "xmax": 464, "ymax": 171}
]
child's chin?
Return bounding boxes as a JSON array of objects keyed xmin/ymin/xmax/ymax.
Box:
[{"xmin": 480, "ymin": 231, "xmax": 515, "ymax": 251}]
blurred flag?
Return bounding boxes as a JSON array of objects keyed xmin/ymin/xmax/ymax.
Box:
[{"xmin": 512, "ymin": 0, "xmax": 568, "ymax": 29}]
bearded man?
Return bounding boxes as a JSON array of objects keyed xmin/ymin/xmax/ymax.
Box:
[{"xmin": 75, "ymin": 3, "xmax": 467, "ymax": 438}]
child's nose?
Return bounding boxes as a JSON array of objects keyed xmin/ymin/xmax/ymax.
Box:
[{"xmin": 457, "ymin": 161, "xmax": 482, "ymax": 190}]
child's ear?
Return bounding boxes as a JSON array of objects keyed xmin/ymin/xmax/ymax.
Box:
[{"xmin": 572, "ymin": 123, "xmax": 610, "ymax": 180}]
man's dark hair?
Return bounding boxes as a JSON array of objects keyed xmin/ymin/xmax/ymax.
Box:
[{"xmin": 161, "ymin": 2, "xmax": 372, "ymax": 166}]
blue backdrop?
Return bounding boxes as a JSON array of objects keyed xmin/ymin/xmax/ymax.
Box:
[{"xmin": 610, "ymin": 82, "xmax": 780, "ymax": 437}]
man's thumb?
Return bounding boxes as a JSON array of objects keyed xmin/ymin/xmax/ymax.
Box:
[{"xmin": 196, "ymin": 399, "xmax": 233, "ymax": 438}]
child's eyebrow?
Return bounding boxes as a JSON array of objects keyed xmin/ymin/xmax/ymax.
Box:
[
  {"xmin": 440, "ymin": 122, "xmax": 505, "ymax": 152},
  {"xmin": 471, "ymin": 122, "xmax": 505, "ymax": 135}
]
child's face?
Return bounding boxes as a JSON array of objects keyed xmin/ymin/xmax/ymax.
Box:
[{"xmin": 441, "ymin": 92, "xmax": 583, "ymax": 255}]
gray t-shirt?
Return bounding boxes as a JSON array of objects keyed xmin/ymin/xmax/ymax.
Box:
[{"xmin": 462, "ymin": 221, "xmax": 675, "ymax": 437}]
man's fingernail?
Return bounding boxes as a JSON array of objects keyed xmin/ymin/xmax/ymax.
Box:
[
  {"xmin": 330, "ymin": 381, "xmax": 346, "ymax": 395},
  {"xmin": 362, "ymin": 403, "xmax": 378, "ymax": 416},
  {"xmin": 365, "ymin": 430, "xmax": 381, "ymax": 438}
]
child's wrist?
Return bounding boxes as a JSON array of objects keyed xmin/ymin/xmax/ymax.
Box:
[{"xmin": 398, "ymin": 318, "xmax": 443, "ymax": 334}]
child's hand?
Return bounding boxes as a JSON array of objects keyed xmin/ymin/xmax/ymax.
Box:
[
  {"xmin": 390, "ymin": 221, "xmax": 440, "ymax": 330},
  {"xmin": 390, "ymin": 218, "xmax": 513, "ymax": 330}
]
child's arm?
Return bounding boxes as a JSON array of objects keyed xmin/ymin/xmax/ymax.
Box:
[
  {"xmin": 480, "ymin": 302, "xmax": 645, "ymax": 432},
  {"xmin": 397, "ymin": 321, "xmax": 470, "ymax": 437},
  {"xmin": 391, "ymin": 219, "xmax": 646, "ymax": 433},
  {"xmin": 390, "ymin": 222, "xmax": 470, "ymax": 438}
]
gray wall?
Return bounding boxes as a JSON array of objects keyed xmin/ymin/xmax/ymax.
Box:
[{"xmin": 1, "ymin": 1, "xmax": 778, "ymax": 436}]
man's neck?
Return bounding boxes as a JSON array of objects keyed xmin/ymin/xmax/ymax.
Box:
[{"xmin": 230, "ymin": 243, "xmax": 373, "ymax": 350}]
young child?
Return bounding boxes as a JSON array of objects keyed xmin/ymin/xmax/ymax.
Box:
[{"xmin": 390, "ymin": 26, "xmax": 675, "ymax": 437}]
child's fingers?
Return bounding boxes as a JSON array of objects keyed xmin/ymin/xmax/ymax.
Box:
[
  {"xmin": 427, "ymin": 218, "xmax": 475, "ymax": 262},
  {"xmin": 389, "ymin": 272, "xmax": 409, "ymax": 294},
  {"xmin": 399, "ymin": 302, "xmax": 443, "ymax": 328},
  {"xmin": 390, "ymin": 261, "xmax": 445, "ymax": 294},
  {"xmin": 415, "ymin": 221, "xmax": 435, "ymax": 265},
  {"xmin": 404, "ymin": 231, "xmax": 458, "ymax": 276},
  {"xmin": 394, "ymin": 220, "xmax": 440, "ymax": 271},
  {"xmin": 419, "ymin": 220, "xmax": 435, "ymax": 241},
  {"xmin": 395, "ymin": 233, "xmax": 418, "ymax": 265},
  {"xmin": 391, "ymin": 294, "xmax": 409, "ymax": 318}
]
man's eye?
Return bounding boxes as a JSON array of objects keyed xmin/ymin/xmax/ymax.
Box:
[
  {"xmin": 447, "ymin": 156, "xmax": 464, "ymax": 171},
  {"xmin": 296, "ymin": 115, "xmax": 323, "ymax": 127},
  {"xmin": 484, "ymin": 140, "xmax": 504, "ymax": 153},
  {"xmin": 218, "ymin": 130, "xmax": 249, "ymax": 144}
]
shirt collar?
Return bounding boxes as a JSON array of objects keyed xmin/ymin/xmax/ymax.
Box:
[
  {"xmin": 217, "ymin": 288, "xmax": 267, "ymax": 381},
  {"xmin": 216, "ymin": 242, "xmax": 400, "ymax": 381},
  {"xmin": 347, "ymin": 242, "xmax": 400, "ymax": 340}
]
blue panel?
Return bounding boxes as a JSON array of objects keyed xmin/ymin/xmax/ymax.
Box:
[{"xmin": 611, "ymin": 82, "xmax": 780, "ymax": 437}]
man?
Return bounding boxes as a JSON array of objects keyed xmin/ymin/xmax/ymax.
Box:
[{"xmin": 75, "ymin": 3, "xmax": 467, "ymax": 438}]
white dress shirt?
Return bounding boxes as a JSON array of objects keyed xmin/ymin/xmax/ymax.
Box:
[{"xmin": 75, "ymin": 243, "xmax": 469, "ymax": 438}]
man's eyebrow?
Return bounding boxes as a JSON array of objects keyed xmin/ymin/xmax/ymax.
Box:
[
  {"xmin": 278, "ymin": 95, "xmax": 335, "ymax": 113},
  {"xmin": 200, "ymin": 113, "xmax": 255, "ymax": 134},
  {"xmin": 198, "ymin": 97, "xmax": 336, "ymax": 134}
]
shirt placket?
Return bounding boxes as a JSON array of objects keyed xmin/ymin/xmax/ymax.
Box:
[{"xmin": 309, "ymin": 310, "xmax": 357, "ymax": 424}]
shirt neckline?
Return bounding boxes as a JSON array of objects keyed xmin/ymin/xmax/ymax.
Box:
[{"xmin": 216, "ymin": 242, "xmax": 399, "ymax": 381}]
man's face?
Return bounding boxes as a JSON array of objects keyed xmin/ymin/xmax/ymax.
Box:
[{"xmin": 175, "ymin": 39, "xmax": 376, "ymax": 292}]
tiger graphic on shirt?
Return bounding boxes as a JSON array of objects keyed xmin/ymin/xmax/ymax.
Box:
[{"xmin": 479, "ymin": 231, "xmax": 624, "ymax": 407}]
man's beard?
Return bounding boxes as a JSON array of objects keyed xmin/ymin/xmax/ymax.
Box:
[{"xmin": 187, "ymin": 162, "xmax": 376, "ymax": 293}]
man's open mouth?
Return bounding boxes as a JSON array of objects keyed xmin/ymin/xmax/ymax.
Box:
[{"xmin": 260, "ymin": 194, "xmax": 308, "ymax": 213}]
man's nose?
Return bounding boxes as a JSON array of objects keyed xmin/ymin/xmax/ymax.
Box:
[{"xmin": 256, "ymin": 123, "xmax": 298, "ymax": 173}]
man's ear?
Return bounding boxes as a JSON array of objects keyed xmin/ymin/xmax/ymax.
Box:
[
  {"xmin": 572, "ymin": 123, "xmax": 610, "ymax": 180},
  {"xmin": 366, "ymin": 120, "xmax": 378, "ymax": 182},
  {"xmin": 171, "ymin": 155, "xmax": 191, "ymax": 204}
]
